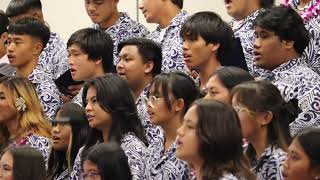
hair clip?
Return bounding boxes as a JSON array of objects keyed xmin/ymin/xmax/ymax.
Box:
[{"xmin": 15, "ymin": 97, "xmax": 27, "ymax": 112}]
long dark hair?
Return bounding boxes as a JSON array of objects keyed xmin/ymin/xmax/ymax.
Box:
[
  {"xmin": 82, "ymin": 73, "xmax": 148, "ymax": 149},
  {"xmin": 193, "ymin": 99, "xmax": 255, "ymax": 180},
  {"xmin": 1, "ymin": 146, "xmax": 46, "ymax": 180},
  {"xmin": 47, "ymin": 103, "xmax": 89, "ymax": 180},
  {"xmin": 81, "ymin": 143, "xmax": 132, "ymax": 180},
  {"xmin": 231, "ymin": 81, "xmax": 300, "ymax": 160}
]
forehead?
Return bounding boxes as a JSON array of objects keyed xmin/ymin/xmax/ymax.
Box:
[
  {"xmin": 119, "ymin": 45, "xmax": 140, "ymax": 56},
  {"xmin": 0, "ymin": 151, "xmax": 13, "ymax": 165},
  {"xmin": 255, "ymin": 26, "xmax": 275, "ymax": 34},
  {"xmin": 8, "ymin": 33, "xmax": 33, "ymax": 41},
  {"xmin": 68, "ymin": 44, "xmax": 85, "ymax": 52},
  {"xmin": 207, "ymin": 75, "xmax": 224, "ymax": 88},
  {"xmin": 184, "ymin": 105, "xmax": 198, "ymax": 124}
]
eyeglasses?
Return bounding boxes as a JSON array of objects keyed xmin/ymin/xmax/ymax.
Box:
[
  {"xmin": 81, "ymin": 171, "xmax": 100, "ymax": 180},
  {"xmin": 233, "ymin": 106, "xmax": 256, "ymax": 116},
  {"xmin": 143, "ymin": 96, "xmax": 164, "ymax": 108}
]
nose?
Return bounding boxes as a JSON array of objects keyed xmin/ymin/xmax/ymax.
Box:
[
  {"xmin": 68, "ymin": 56, "xmax": 74, "ymax": 66},
  {"xmin": 85, "ymin": 102, "xmax": 92, "ymax": 113},
  {"xmin": 176, "ymin": 125, "xmax": 184, "ymax": 136},
  {"xmin": 6, "ymin": 42, "xmax": 14, "ymax": 53},
  {"xmin": 86, "ymin": 3, "xmax": 96, "ymax": 12},
  {"xmin": 52, "ymin": 124, "xmax": 60, "ymax": 134},
  {"xmin": 116, "ymin": 59, "xmax": 124, "ymax": 72},
  {"xmin": 253, "ymin": 37, "xmax": 261, "ymax": 50},
  {"xmin": 182, "ymin": 41, "xmax": 189, "ymax": 51},
  {"xmin": 138, "ymin": 0, "xmax": 144, "ymax": 10}
]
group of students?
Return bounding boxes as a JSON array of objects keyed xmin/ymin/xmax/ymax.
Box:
[{"xmin": 0, "ymin": 0, "xmax": 319, "ymax": 180}]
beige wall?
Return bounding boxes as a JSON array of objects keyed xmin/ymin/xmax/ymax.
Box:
[{"xmin": 0, "ymin": 0, "xmax": 281, "ymax": 42}]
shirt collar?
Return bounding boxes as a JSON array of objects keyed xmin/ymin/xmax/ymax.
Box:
[
  {"xmin": 155, "ymin": 10, "xmax": 188, "ymax": 31},
  {"xmin": 230, "ymin": 9, "xmax": 261, "ymax": 31}
]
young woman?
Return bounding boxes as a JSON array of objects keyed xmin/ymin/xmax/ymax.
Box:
[
  {"xmin": 283, "ymin": 128, "xmax": 320, "ymax": 180},
  {"xmin": 231, "ymin": 80, "xmax": 301, "ymax": 179},
  {"xmin": 81, "ymin": 143, "xmax": 132, "ymax": 180},
  {"xmin": 203, "ymin": 66, "xmax": 254, "ymax": 103},
  {"xmin": 0, "ymin": 76, "xmax": 51, "ymax": 162},
  {"xmin": 71, "ymin": 74, "xmax": 148, "ymax": 180},
  {"xmin": 176, "ymin": 99, "xmax": 255, "ymax": 180},
  {"xmin": 47, "ymin": 102, "xmax": 90, "ymax": 180},
  {"xmin": 0, "ymin": 146, "xmax": 46, "ymax": 180},
  {"xmin": 143, "ymin": 72, "xmax": 199, "ymax": 179}
]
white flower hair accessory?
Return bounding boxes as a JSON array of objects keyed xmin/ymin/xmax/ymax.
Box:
[{"xmin": 15, "ymin": 97, "xmax": 27, "ymax": 112}]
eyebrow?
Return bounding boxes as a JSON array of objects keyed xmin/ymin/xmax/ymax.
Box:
[{"xmin": 86, "ymin": 95, "xmax": 96, "ymax": 101}]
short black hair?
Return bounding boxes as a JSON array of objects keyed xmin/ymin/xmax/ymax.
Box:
[
  {"xmin": 253, "ymin": 5, "xmax": 310, "ymax": 55},
  {"xmin": 171, "ymin": 0, "xmax": 183, "ymax": 9},
  {"xmin": 7, "ymin": 17, "xmax": 50, "ymax": 48},
  {"xmin": 259, "ymin": 0, "xmax": 275, "ymax": 8},
  {"xmin": 6, "ymin": 0, "xmax": 42, "ymax": 18},
  {"xmin": 118, "ymin": 37, "xmax": 162, "ymax": 77},
  {"xmin": 67, "ymin": 28, "xmax": 115, "ymax": 73},
  {"xmin": 180, "ymin": 11, "xmax": 234, "ymax": 62},
  {"xmin": 0, "ymin": 10, "xmax": 9, "ymax": 35}
]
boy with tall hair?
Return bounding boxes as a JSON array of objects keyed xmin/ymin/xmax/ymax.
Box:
[
  {"xmin": 84, "ymin": 0, "xmax": 149, "ymax": 65},
  {"xmin": 7, "ymin": 18, "xmax": 62, "ymax": 121},
  {"xmin": 180, "ymin": 11, "xmax": 233, "ymax": 94},
  {"xmin": 6, "ymin": 0, "xmax": 69, "ymax": 80},
  {"xmin": 253, "ymin": 6, "xmax": 320, "ymax": 135},
  {"xmin": 139, "ymin": 0, "xmax": 187, "ymax": 73},
  {"xmin": 0, "ymin": 10, "xmax": 14, "ymax": 76},
  {"xmin": 67, "ymin": 28, "xmax": 115, "ymax": 105},
  {"xmin": 225, "ymin": 0, "xmax": 275, "ymax": 76},
  {"xmin": 117, "ymin": 37, "xmax": 163, "ymax": 143}
]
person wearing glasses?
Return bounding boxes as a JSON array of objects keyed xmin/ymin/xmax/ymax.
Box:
[
  {"xmin": 231, "ymin": 80, "xmax": 301, "ymax": 179},
  {"xmin": 143, "ymin": 72, "xmax": 199, "ymax": 179}
]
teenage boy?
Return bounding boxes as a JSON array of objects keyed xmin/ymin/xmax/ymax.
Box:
[
  {"xmin": 180, "ymin": 11, "xmax": 233, "ymax": 94},
  {"xmin": 6, "ymin": 0, "xmax": 69, "ymax": 80},
  {"xmin": 7, "ymin": 18, "xmax": 62, "ymax": 120},
  {"xmin": 85, "ymin": 0, "xmax": 149, "ymax": 65},
  {"xmin": 0, "ymin": 10, "xmax": 14, "ymax": 76},
  {"xmin": 225, "ymin": 0, "xmax": 275, "ymax": 76},
  {"xmin": 139, "ymin": 0, "xmax": 187, "ymax": 73},
  {"xmin": 67, "ymin": 28, "xmax": 115, "ymax": 105},
  {"xmin": 117, "ymin": 37, "xmax": 163, "ymax": 142},
  {"xmin": 253, "ymin": 6, "xmax": 320, "ymax": 135}
]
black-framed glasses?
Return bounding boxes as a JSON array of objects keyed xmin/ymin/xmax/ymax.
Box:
[{"xmin": 81, "ymin": 171, "xmax": 100, "ymax": 180}]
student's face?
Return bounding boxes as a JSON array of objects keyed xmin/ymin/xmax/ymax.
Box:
[
  {"xmin": 253, "ymin": 26, "xmax": 289, "ymax": 71},
  {"xmin": 231, "ymin": 95, "xmax": 260, "ymax": 139},
  {"xmin": 85, "ymin": 0, "xmax": 118, "ymax": 26},
  {"xmin": 85, "ymin": 87, "xmax": 112, "ymax": 130},
  {"xmin": 0, "ymin": 32, "xmax": 8, "ymax": 54},
  {"xmin": 68, "ymin": 44, "xmax": 100, "ymax": 81},
  {"xmin": 282, "ymin": 139, "xmax": 317, "ymax": 180},
  {"xmin": 6, "ymin": 34, "xmax": 40, "ymax": 69},
  {"xmin": 0, "ymin": 151, "xmax": 13, "ymax": 180},
  {"xmin": 51, "ymin": 113, "xmax": 71, "ymax": 151},
  {"xmin": 176, "ymin": 105, "xmax": 202, "ymax": 164},
  {"xmin": 0, "ymin": 84, "xmax": 18, "ymax": 124},
  {"xmin": 182, "ymin": 35, "xmax": 215, "ymax": 71},
  {"xmin": 82, "ymin": 160, "xmax": 101, "ymax": 180},
  {"xmin": 204, "ymin": 75, "xmax": 231, "ymax": 104},
  {"xmin": 224, "ymin": 0, "xmax": 252, "ymax": 20},
  {"xmin": 117, "ymin": 45, "xmax": 152, "ymax": 89},
  {"xmin": 139, "ymin": 0, "xmax": 164, "ymax": 23}
]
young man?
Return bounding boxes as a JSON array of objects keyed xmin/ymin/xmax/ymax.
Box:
[
  {"xmin": 7, "ymin": 18, "xmax": 62, "ymax": 121},
  {"xmin": 117, "ymin": 37, "xmax": 163, "ymax": 143},
  {"xmin": 0, "ymin": 10, "xmax": 14, "ymax": 76},
  {"xmin": 225, "ymin": 0, "xmax": 275, "ymax": 77},
  {"xmin": 6, "ymin": 0, "xmax": 69, "ymax": 80},
  {"xmin": 67, "ymin": 28, "xmax": 115, "ymax": 105},
  {"xmin": 253, "ymin": 6, "xmax": 320, "ymax": 135},
  {"xmin": 85, "ymin": 0, "xmax": 149, "ymax": 65},
  {"xmin": 139, "ymin": 0, "xmax": 187, "ymax": 73},
  {"xmin": 180, "ymin": 11, "xmax": 233, "ymax": 94}
]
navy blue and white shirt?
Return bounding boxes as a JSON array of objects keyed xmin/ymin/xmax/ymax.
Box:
[
  {"xmin": 144, "ymin": 137, "xmax": 192, "ymax": 180},
  {"xmin": 71, "ymin": 87, "xmax": 83, "ymax": 107},
  {"xmin": 269, "ymin": 59, "xmax": 320, "ymax": 135},
  {"xmin": 38, "ymin": 32, "xmax": 69, "ymax": 80},
  {"xmin": 70, "ymin": 132, "xmax": 146, "ymax": 180},
  {"xmin": 93, "ymin": 12, "xmax": 149, "ymax": 65},
  {"xmin": 28, "ymin": 68, "xmax": 63, "ymax": 121},
  {"xmin": 54, "ymin": 169, "xmax": 69, "ymax": 180},
  {"xmin": 136, "ymin": 85, "xmax": 163, "ymax": 143},
  {"xmin": 287, "ymin": 0, "xmax": 320, "ymax": 74},
  {"xmin": 250, "ymin": 144, "xmax": 287, "ymax": 180},
  {"xmin": 149, "ymin": 10, "xmax": 188, "ymax": 73},
  {"xmin": 230, "ymin": 10, "xmax": 271, "ymax": 78},
  {"xmin": 219, "ymin": 173, "xmax": 242, "ymax": 180}
]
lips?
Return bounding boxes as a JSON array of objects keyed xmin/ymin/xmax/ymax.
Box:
[
  {"xmin": 183, "ymin": 53, "xmax": 191, "ymax": 62},
  {"xmin": 253, "ymin": 51, "xmax": 262, "ymax": 61},
  {"xmin": 86, "ymin": 114, "xmax": 95, "ymax": 122},
  {"xmin": 176, "ymin": 137, "xmax": 183, "ymax": 148},
  {"xmin": 7, "ymin": 54, "xmax": 15, "ymax": 62},
  {"xmin": 52, "ymin": 136, "xmax": 61, "ymax": 144}
]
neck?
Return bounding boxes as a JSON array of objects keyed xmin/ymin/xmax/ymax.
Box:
[
  {"xmin": 0, "ymin": 47, "xmax": 6, "ymax": 59},
  {"xmin": 161, "ymin": 114, "xmax": 182, "ymax": 151},
  {"xmin": 249, "ymin": 129, "xmax": 269, "ymax": 159},
  {"xmin": 235, "ymin": 4, "xmax": 260, "ymax": 21},
  {"xmin": 92, "ymin": 66, "xmax": 105, "ymax": 80},
  {"xmin": 6, "ymin": 117, "xmax": 19, "ymax": 139},
  {"xmin": 270, "ymin": 52, "xmax": 300, "ymax": 70},
  {"xmin": 198, "ymin": 58, "xmax": 221, "ymax": 89},
  {"xmin": 158, "ymin": 6, "xmax": 181, "ymax": 28},
  {"xmin": 132, "ymin": 76, "xmax": 152, "ymax": 101},
  {"xmin": 99, "ymin": 11, "xmax": 120, "ymax": 29},
  {"xmin": 193, "ymin": 159, "xmax": 204, "ymax": 180},
  {"xmin": 101, "ymin": 126, "xmax": 110, "ymax": 143},
  {"xmin": 15, "ymin": 57, "xmax": 38, "ymax": 78}
]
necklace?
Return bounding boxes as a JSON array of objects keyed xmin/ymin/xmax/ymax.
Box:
[{"xmin": 284, "ymin": 0, "xmax": 320, "ymax": 21}]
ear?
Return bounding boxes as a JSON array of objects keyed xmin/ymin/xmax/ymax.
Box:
[
  {"xmin": 282, "ymin": 40, "xmax": 295, "ymax": 50},
  {"xmin": 173, "ymin": 98, "xmax": 185, "ymax": 112},
  {"xmin": 33, "ymin": 41, "xmax": 44, "ymax": 55},
  {"xmin": 94, "ymin": 57, "xmax": 103, "ymax": 66},
  {"xmin": 259, "ymin": 111, "xmax": 273, "ymax": 127},
  {"xmin": 144, "ymin": 61, "xmax": 154, "ymax": 74},
  {"xmin": 210, "ymin": 43, "xmax": 220, "ymax": 53},
  {"xmin": 0, "ymin": 32, "xmax": 8, "ymax": 43}
]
